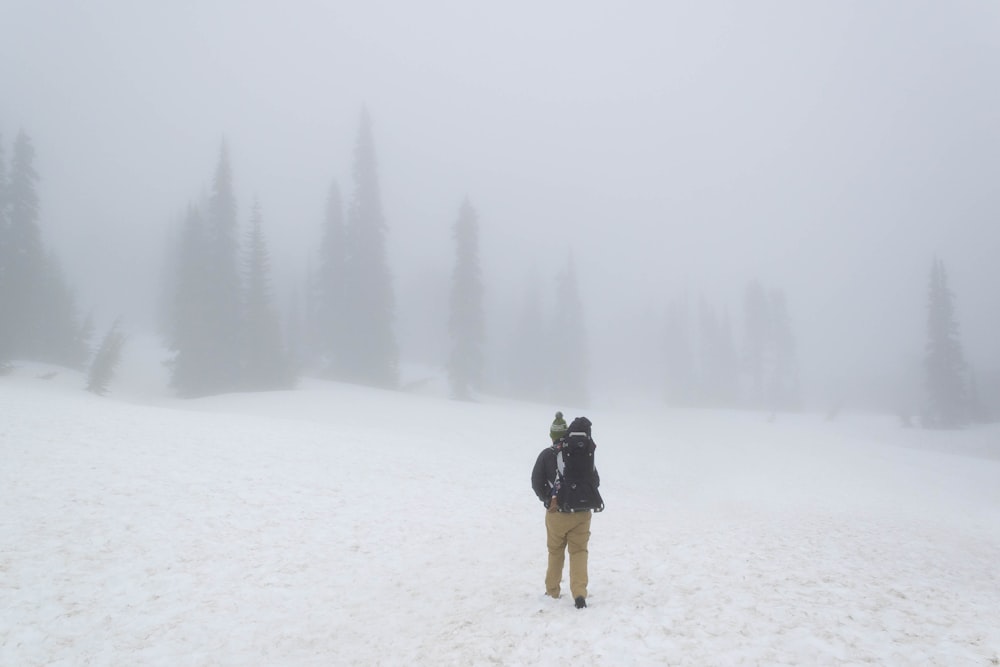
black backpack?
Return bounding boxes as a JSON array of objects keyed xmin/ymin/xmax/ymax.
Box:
[{"xmin": 556, "ymin": 422, "xmax": 605, "ymax": 513}]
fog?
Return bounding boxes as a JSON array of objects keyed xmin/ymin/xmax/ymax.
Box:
[{"xmin": 3, "ymin": 1, "xmax": 998, "ymax": 406}]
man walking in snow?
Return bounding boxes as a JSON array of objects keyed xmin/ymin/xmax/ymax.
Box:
[{"xmin": 531, "ymin": 416, "xmax": 603, "ymax": 609}]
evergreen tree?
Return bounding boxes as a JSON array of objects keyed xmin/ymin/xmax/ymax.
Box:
[
  {"xmin": 550, "ymin": 253, "xmax": 588, "ymax": 407},
  {"xmin": 507, "ymin": 268, "xmax": 547, "ymax": 401},
  {"xmin": 87, "ymin": 319, "xmax": 126, "ymax": 395},
  {"xmin": 4, "ymin": 130, "xmax": 44, "ymax": 357},
  {"xmin": 240, "ymin": 200, "xmax": 289, "ymax": 390},
  {"xmin": 314, "ymin": 179, "xmax": 347, "ymax": 375},
  {"xmin": 166, "ymin": 144, "xmax": 243, "ymax": 396},
  {"xmin": 1, "ymin": 131, "xmax": 87, "ymax": 366},
  {"xmin": 166, "ymin": 204, "xmax": 213, "ymax": 395},
  {"xmin": 201, "ymin": 141, "xmax": 243, "ymax": 393},
  {"xmin": 341, "ymin": 109, "xmax": 397, "ymax": 387},
  {"xmin": 447, "ymin": 198, "xmax": 485, "ymax": 400},
  {"xmin": 924, "ymin": 257, "xmax": 967, "ymax": 428}
]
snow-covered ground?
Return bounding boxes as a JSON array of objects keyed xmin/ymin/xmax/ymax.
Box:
[{"xmin": 2, "ymin": 347, "xmax": 999, "ymax": 666}]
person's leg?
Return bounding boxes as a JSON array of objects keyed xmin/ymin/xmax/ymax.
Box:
[
  {"xmin": 566, "ymin": 512, "xmax": 592, "ymax": 600},
  {"xmin": 545, "ymin": 511, "xmax": 569, "ymax": 597}
]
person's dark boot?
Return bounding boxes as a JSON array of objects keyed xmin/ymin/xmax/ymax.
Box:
[{"xmin": 575, "ymin": 596, "xmax": 587, "ymax": 609}]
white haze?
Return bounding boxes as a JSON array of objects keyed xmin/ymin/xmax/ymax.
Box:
[{"xmin": 2, "ymin": 1, "xmax": 999, "ymax": 405}]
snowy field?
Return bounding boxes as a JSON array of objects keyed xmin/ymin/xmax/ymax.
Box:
[{"xmin": 2, "ymin": 349, "xmax": 1000, "ymax": 666}]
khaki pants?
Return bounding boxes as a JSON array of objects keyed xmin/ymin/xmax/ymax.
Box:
[{"xmin": 545, "ymin": 510, "xmax": 592, "ymax": 600}]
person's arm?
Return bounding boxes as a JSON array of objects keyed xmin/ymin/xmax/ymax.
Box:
[{"xmin": 531, "ymin": 450, "xmax": 553, "ymax": 503}]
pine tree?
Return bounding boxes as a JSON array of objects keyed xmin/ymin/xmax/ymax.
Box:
[
  {"xmin": 550, "ymin": 253, "xmax": 588, "ymax": 407},
  {"xmin": 202, "ymin": 141, "xmax": 243, "ymax": 393},
  {"xmin": 447, "ymin": 198, "xmax": 485, "ymax": 400},
  {"xmin": 341, "ymin": 109, "xmax": 398, "ymax": 388},
  {"xmin": 4, "ymin": 131, "xmax": 44, "ymax": 357},
  {"xmin": 1, "ymin": 131, "xmax": 86, "ymax": 366},
  {"xmin": 87, "ymin": 319, "xmax": 126, "ymax": 395},
  {"xmin": 314, "ymin": 179, "xmax": 347, "ymax": 375},
  {"xmin": 240, "ymin": 200, "xmax": 289, "ymax": 390},
  {"xmin": 924, "ymin": 257, "xmax": 967, "ymax": 428},
  {"xmin": 167, "ymin": 145, "xmax": 243, "ymax": 396},
  {"xmin": 167, "ymin": 204, "xmax": 213, "ymax": 395}
]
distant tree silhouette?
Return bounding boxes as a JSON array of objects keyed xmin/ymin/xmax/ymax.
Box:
[
  {"xmin": 924, "ymin": 257, "xmax": 967, "ymax": 428},
  {"xmin": 447, "ymin": 198, "xmax": 485, "ymax": 400},
  {"xmin": 0, "ymin": 131, "xmax": 88, "ymax": 367},
  {"xmin": 166, "ymin": 143, "xmax": 244, "ymax": 396},
  {"xmin": 202, "ymin": 141, "xmax": 242, "ymax": 393},
  {"xmin": 550, "ymin": 253, "xmax": 588, "ymax": 407},
  {"xmin": 240, "ymin": 200, "xmax": 290, "ymax": 390},
  {"xmin": 87, "ymin": 319, "xmax": 126, "ymax": 395},
  {"xmin": 166, "ymin": 204, "xmax": 213, "ymax": 395},
  {"xmin": 340, "ymin": 109, "xmax": 397, "ymax": 388}
]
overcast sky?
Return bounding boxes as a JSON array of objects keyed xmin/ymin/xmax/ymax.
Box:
[{"xmin": 2, "ymin": 0, "xmax": 998, "ymax": 402}]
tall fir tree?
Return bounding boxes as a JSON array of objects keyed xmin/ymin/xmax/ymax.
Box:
[
  {"xmin": 202, "ymin": 141, "xmax": 243, "ymax": 393},
  {"xmin": 550, "ymin": 253, "xmax": 588, "ymax": 407},
  {"xmin": 924, "ymin": 257, "xmax": 967, "ymax": 428},
  {"xmin": 341, "ymin": 109, "xmax": 398, "ymax": 388},
  {"xmin": 167, "ymin": 204, "xmax": 213, "ymax": 395},
  {"xmin": 1, "ymin": 131, "xmax": 87, "ymax": 366},
  {"xmin": 447, "ymin": 198, "xmax": 485, "ymax": 400},
  {"xmin": 4, "ymin": 130, "xmax": 44, "ymax": 357},
  {"xmin": 241, "ymin": 200, "xmax": 289, "ymax": 390},
  {"xmin": 314, "ymin": 179, "xmax": 347, "ymax": 375}
]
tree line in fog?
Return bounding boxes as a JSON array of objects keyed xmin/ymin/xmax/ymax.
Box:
[{"xmin": 0, "ymin": 118, "xmax": 988, "ymax": 427}]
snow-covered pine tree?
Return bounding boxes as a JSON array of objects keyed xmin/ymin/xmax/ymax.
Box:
[{"xmin": 447, "ymin": 198, "xmax": 485, "ymax": 400}]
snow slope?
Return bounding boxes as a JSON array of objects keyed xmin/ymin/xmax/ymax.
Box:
[{"xmin": 2, "ymin": 359, "xmax": 999, "ymax": 666}]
